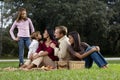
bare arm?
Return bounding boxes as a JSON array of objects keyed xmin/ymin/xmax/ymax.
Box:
[
  {"xmin": 38, "ymin": 51, "xmax": 48, "ymax": 57},
  {"xmin": 33, "ymin": 51, "xmax": 48, "ymax": 59},
  {"xmin": 68, "ymin": 45, "xmax": 100, "ymax": 59},
  {"xmin": 75, "ymin": 46, "xmax": 100, "ymax": 59}
]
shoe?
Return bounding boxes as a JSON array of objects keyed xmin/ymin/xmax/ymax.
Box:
[{"xmin": 19, "ymin": 63, "xmax": 24, "ymax": 67}]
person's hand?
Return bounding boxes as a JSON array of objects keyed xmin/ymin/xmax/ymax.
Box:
[
  {"xmin": 29, "ymin": 54, "xmax": 33, "ymax": 60},
  {"xmin": 14, "ymin": 37, "xmax": 19, "ymax": 42},
  {"xmin": 94, "ymin": 46, "xmax": 100, "ymax": 52},
  {"xmin": 33, "ymin": 54, "xmax": 39, "ymax": 60},
  {"xmin": 50, "ymin": 43, "xmax": 56, "ymax": 48},
  {"xmin": 39, "ymin": 51, "xmax": 44, "ymax": 54}
]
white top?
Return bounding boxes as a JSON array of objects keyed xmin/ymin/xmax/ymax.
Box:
[{"xmin": 27, "ymin": 39, "xmax": 39, "ymax": 58}]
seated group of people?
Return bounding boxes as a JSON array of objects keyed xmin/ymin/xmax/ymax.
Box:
[
  {"xmin": 20, "ymin": 26, "xmax": 108, "ymax": 70},
  {"xmin": 9, "ymin": 8, "xmax": 107, "ymax": 70}
]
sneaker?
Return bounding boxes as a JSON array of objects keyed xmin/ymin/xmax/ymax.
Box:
[{"xmin": 19, "ymin": 63, "xmax": 24, "ymax": 67}]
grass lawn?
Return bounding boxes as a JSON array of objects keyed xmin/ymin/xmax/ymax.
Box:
[{"xmin": 0, "ymin": 61, "xmax": 120, "ymax": 80}]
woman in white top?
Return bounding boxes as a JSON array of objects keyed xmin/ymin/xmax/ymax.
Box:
[{"xmin": 20, "ymin": 31, "xmax": 42, "ymax": 68}]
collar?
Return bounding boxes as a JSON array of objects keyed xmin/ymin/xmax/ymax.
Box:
[
  {"xmin": 58, "ymin": 35, "xmax": 68, "ymax": 42},
  {"xmin": 32, "ymin": 39, "xmax": 39, "ymax": 43}
]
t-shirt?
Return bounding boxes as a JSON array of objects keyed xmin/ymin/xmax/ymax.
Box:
[
  {"xmin": 68, "ymin": 42, "xmax": 89, "ymax": 60},
  {"xmin": 27, "ymin": 39, "xmax": 39, "ymax": 58}
]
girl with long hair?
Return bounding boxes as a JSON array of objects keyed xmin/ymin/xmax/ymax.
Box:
[
  {"xmin": 9, "ymin": 8, "xmax": 35, "ymax": 67},
  {"xmin": 68, "ymin": 31, "xmax": 108, "ymax": 68}
]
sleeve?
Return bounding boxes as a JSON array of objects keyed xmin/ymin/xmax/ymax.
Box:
[
  {"xmin": 28, "ymin": 18, "xmax": 35, "ymax": 33},
  {"xmin": 68, "ymin": 45, "xmax": 76, "ymax": 55},
  {"xmin": 54, "ymin": 40, "xmax": 69, "ymax": 59},
  {"xmin": 81, "ymin": 42, "xmax": 90, "ymax": 49},
  {"xmin": 9, "ymin": 21, "xmax": 17, "ymax": 40},
  {"xmin": 36, "ymin": 43, "xmax": 43, "ymax": 53},
  {"xmin": 27, "ymin": 48, "xmax": 33, "ymax": 58},
  {"xmin": 27, "ymin": 41, "xmax": 37, "ymax": 58},
  {"xmin": 45, "ymin": 47, "xmax": 54, "ymax": 55}
]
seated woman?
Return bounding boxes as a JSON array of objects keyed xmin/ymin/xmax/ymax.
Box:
[
  {"xmin": 68, "ymin": 31, "xmax": 108, "ymax": 69},
  {"xmin": 25, "ymin": 28, "xmax": 59, "ymax": 69}
]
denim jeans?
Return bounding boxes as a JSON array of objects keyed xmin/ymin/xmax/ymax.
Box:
[
  {"xmin": 18, "ymin": 37, "xmax": 31, "ymax": 64},
  {"xmin": 84, "ymin": 46, "xmax": 108, "ymax": 68}
]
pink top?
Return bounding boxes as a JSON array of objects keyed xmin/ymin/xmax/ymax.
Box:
[{"xmin": 9, "ymin": 18, "xmax": 35, "ymax": 40}]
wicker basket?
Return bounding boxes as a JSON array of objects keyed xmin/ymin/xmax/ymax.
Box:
[
  {"xmin": 69, "ymin": 61, "xmax": 85, "ymax": 70},
  {"xmin": 57, "ymin": 61, "xmax": 69, "ymax": 69}
]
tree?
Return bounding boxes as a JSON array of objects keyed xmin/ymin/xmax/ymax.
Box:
[
  {"xmin": 105, "ymin": 2, "xmax": 120, "ymax": 56},
  {"xmin": 1, "ymin": 0, "xmax": 119, "ymax": 57}
]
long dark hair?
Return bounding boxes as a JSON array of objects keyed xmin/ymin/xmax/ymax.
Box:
[
  {"xmin": 68, "ymin": 31, "xmax": 84, "ymax": 52},
  {"xmin": 45, "ymin": 27, "xmax": 55, "ymax": 41}
]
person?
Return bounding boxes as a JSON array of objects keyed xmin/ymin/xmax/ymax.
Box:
[
  {"xmin": 25, "ymin": 28, "xmax": 59, "ymax": 69},
  {"xmin": 50, "ymin": 26, "xmax": 71, "ymax": 61},
  {"xmin": 68, "ymin": 31, "xmax": 108, "ymax": 68},
  {"xmin": 50, "ymin": 26, "xmax": 98, "ymax": 61},
  {"xmin": 9, "ymin": 8, "xmax": 35, "ymax": 67},
  {"xmin": 20, "ymin": 31, "xmax": 42, "ymax": 68}
]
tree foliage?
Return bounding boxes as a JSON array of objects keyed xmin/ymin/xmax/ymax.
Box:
[{"xmin": 1, "ymin": 0, "xmax": 120, "ymax": 57}]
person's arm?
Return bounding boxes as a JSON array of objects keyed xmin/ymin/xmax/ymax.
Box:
[
  {"xmin": 36, "ymin": 43, "xmax": 43, "ymax": 53},
  {"xmin": 9, "ymin": 21, "xmax": 17, "ymax": 40},
  {"xmin": 75, "ymin": 46, "xmax": 100, "ymax": 59},
  {"xmin": 38, "ymin": 42, "xmax": 56, "ymax": 57},
  {"xmin": 28, "ymin": 18, "xmax": 35, "ymax": 33},
  {"xmin": 33, "ymin": 48, "xmax": 52, "ymax": 59},
  {"xmin": 68, "ymin": 45, "xmax": 100, "ymax": 59},
  {"xmin": 33, "ymin": 42, "xmax": 55, "ymax": 59},
  {"xmin": 27, "ymin": 41, "xmax": 36, "ymax": 58},
  {"xmin": 33, "ymin": 51, "xmax": 44, "ymax": 59},
  {"xmin": 38, "ymin": 51, "xmax": 48, "ymax": 57},
  {"xmin": 53, "ymin": 41, "xmax": 69, "ymax": 59}
]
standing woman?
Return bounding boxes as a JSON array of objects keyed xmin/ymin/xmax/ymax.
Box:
[
  {"xmin": 9, "ymin": 8, "xmax": 35, "ymax": 67},
  {"xmin": 68, "ymin": 31, "xmax": 108, "ymax": 68}
]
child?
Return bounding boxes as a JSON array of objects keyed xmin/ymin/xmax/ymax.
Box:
[
  {"xmin": 20, "ymin": 31, "xmax": 42, "ymax": 68},
  {"xmin": 9, "ymin": 8, "xmax": 35, "ymax": 67}
]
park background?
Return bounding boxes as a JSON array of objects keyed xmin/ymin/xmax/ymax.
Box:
[
  {"xmin": 0, "ymin": 0, "xmax": 120, "ymax": 58},
  {"xmin": 0, "ymin": 0, "xmax": 120, "ymax": 80}
]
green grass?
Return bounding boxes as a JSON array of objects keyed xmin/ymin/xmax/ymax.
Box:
[
  {"xmin": 107, "ymin": 60, "xmax": 120, "ymax": 64},
  {"xmin": 0, "ymin": 61, "xmax": 120, "ymax": 80}
]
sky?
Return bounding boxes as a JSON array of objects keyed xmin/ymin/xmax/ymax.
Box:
[
  {"xmin": 0, "ymin": 1, "xmax": 3, "ymax": 28},
  {"xmin": 0, "ymin": 1, "xmax": 1, "ymax": 27},
  {"xmin": 0, "ymin": 1, "xmax": 12, "ymax": 28}
]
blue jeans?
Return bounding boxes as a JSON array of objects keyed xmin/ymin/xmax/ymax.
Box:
[
  {"xmin": 18, "ymin": 37, "xmax": 31, "ymax": 64},
  {"xmin": 84, "ymin": 46, "xmax": 108, "ymax": 68}
]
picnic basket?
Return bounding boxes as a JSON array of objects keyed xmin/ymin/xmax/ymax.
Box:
[
  {"xmin": 57, "ymin": 61, "xmax": 69, "ymax": 69},
  {"xmin": 69, "ymin": 61, "xmax": 85, "ymax": 69}
]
